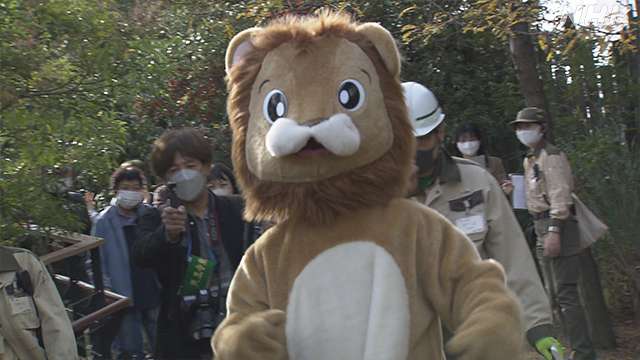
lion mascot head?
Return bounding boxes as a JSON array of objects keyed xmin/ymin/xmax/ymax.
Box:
[{"xmin": 225, "ymin": 11, "xmax": 414, "ymax": 225}]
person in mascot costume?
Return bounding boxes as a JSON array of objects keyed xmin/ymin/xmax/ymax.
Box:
[{"xmin": 213, "ymin": 10, "xmax": 523, "ymax": 360}]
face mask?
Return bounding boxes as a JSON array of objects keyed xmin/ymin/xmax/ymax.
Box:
[
  {"xmin": 457, "ymin": 141, "xmax": 480, "ymax": 156},
  {"xmin": 62, "ymin": 177, "xmax": 74, "ymax": 189},
  {"xmin": 116, "ymin": 190, "xmax": 143, "ymax": 209},
  {"xmin": 415, "ymin": 148, "xmax": 437, "ymax": 175},
  {"xmin": 516, "ymin": 129, "xmax": 543, "ymax": 147},
  {"xmin": 212, "ymin": 187, "xmax": 233, "ymax": 197},
  {"xmin": 52, "ymin": 177, "xmax": 73, "ymax": 193},
  {"xmin": 169, "ymin": 169, "xmax": 206, "ymax": 202}
]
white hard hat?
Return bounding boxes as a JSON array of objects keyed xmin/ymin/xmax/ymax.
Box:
[{"xmin": 402, "ymin": 81, "xmax": 445, "ymax": 137}]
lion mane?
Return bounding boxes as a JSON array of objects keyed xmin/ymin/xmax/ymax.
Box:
[{"xmin": 226, "ymin": 11, "xmax": 414, "ymax": 226}]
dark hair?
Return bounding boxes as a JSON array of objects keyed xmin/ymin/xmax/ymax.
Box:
[
  {"xmin": 150, "ymin": 128, "xmax": 213, "ymax": 179},
  {"xmin": 111, "ymin": 167, "xmax": 144, "ymax": 190},
  {"xmin": 454, "ymin": 123, "xmax": 487, "ymax": 156},
  {"xmin": 208, "ymin": 163, "xmax": 239, "ymax": 194}
]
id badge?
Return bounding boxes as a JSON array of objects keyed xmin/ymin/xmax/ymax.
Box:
[
  {"xmin": 9, "ymin": 295, "xmax": 33, "ymax": 315},
  {"xmin": 179, "ymin": 255, "xmax": 215, "ymax": 296},
  {"xmin": 455, "ymin": 215, "xmax": 487, "ymax": 235}
]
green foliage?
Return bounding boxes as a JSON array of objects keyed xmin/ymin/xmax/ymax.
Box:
[
  {"xmin": 0, "ymin": 0, "xmax": 128, "ymax": 242},
  {"xmin": 558, "ymin": 127, "xmax": 640, "ymax": 313},
  {"xmin": 121, "ymin": 1, "xmax": 235, "ymax": 166}
]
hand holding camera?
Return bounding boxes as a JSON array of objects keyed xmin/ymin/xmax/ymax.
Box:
[{"xmin": 162, "ymin": 199, "xmax": 187, "ymax": 243}]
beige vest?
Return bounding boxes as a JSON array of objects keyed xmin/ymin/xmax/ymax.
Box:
[{"xmin": 0, "ymin": 247, "xmax": 78, "ymax": 360}]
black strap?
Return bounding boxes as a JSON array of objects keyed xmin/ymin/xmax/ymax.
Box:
[
  {"xmin": 415, "ymin": 106, "xmax": 441, "ymax": 122},
  {"xmin": 533, "ymin": 163, "xmax": 552, "ymax": 206}
]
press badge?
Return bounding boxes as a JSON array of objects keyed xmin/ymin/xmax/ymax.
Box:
[
  {"xmin": 455, "ymin": 215, "xmax": 487, "ymax": 235},
  {"xmin": 9, "ymin": 295, "xmax": 33, "ymax": 315},
  {"xmin": 179, "ymin": 255, "xmax": 215, "ymax": 296}
]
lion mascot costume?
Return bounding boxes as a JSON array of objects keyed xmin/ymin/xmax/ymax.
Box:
[{"xmin": 213, "ymin": 11, "xmax": 523, "ymax": 360}]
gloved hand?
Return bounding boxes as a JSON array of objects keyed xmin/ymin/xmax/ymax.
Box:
[{"xmin": 535, "ymin": 337, "xmax": 565, "ymax": 360}]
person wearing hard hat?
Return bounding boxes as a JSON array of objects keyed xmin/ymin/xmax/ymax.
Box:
[
  {"xmin": 403, "ymin": 82, "xmax": 564, "ymax": 360},
  {"xmin": 511, "ymin": 107, "xmax": 597, "ymax": 360}
]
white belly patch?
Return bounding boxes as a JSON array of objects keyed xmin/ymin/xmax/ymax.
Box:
[{"xmin": 286, "ymin": 241, "xmax": 410, "ymax": 360}]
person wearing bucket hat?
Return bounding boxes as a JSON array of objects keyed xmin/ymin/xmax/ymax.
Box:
[
  {"xmin": 511, "ymin": 107, "xmax": 597, "ymax": 360},
  {"xmin": 404, "ymin": 82, "xmax": 564, "ymax": 360}
]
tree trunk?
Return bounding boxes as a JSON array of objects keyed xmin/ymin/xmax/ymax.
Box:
[
  {"xmin": 581, "ymin": 39, "xmax": 602, "ymax": 128},
  {"xmin": 509, "ymin": 22, "xmax": 553, "ymax": 135},
  {"xmin": 628, "ymin": 8, "xmax": 640, "ymax": 148}
]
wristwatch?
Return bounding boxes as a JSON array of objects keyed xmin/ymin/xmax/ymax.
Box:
[{"xmin": 547, "ymin": 225, "xmax": 561, "ymax": 233}]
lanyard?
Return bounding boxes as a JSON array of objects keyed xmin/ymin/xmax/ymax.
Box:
[
  {"xmin": 186, "ymin": 201, "xmax": 222, "ymax": 263},
  {"xmin": 181, "ymin": 205, "xmax": 223, "ymax": 297},
  {"xmin": 186, "ymin": 235, "xmax": 215, "ymax": 262}
]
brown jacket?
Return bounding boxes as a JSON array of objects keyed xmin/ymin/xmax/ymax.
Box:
[
  {"xmin": 213, "ymin": 198, "xmax": 523, "ymax": 360},
  {"xmin": 414, "ymin": 154, "xmax": 553, "ymax": 345},
  {"xmin": 0, "ymin": 246, "xmax": 78, "ymax": 360},
  {"xmin": 466, "ymin": 154, "xmax": 507, "ymax": 183}
]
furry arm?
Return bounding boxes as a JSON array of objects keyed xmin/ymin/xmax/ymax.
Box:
[
  {"xmin": 421, "ymin": 215, "xmax": 524, "ymax": 360},
  {"xmin": 212, "ymin": 246, "xmax": 287, "ymax": 360}
]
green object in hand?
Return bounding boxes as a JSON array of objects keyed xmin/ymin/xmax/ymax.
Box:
[
  {"xmin": 418, "ymin": 175, "xmax": 435, "ymax": 192},
  {"xmin": 179, "ymin": 255, "xmax": 215, "ymax": 296},
  {"xmin": 535, "ymin": 337, "xmax": 565, "ymax": 360}
]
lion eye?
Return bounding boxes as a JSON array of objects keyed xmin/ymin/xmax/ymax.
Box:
[
  {"xmin": 338, "ymin": 79, "xmax": 365, "ymax": 111},
  {"xmin": 263, "ymin": 89, "xmax": 288, "ymax": 124}
]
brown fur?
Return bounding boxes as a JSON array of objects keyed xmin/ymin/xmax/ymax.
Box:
[{"xmin": 227, "ymin": 11, "xmax": 415, "ymax": 225}]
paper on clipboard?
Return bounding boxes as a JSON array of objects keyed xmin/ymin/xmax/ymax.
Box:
[{"xmin": 510, "ymin": 174, "xmax": 527, "ymax": 209}]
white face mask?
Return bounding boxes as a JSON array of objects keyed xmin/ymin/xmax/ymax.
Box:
[
  {"xmin": 116, "ymin": 190, "xmax": 143, "ymax": 209},
  {"xmin": 456, "ymin": 140, "xmax": 481, "ymax": 156},
  {"xmin": 212, "ymin": 187, "xmax": 233, "ymax": 197},
  {"xmin": 516, "ymin": 128, "xmax": 544, "ymax": 147},
  {"xmin": 169, "ymin": 169, "xmax": 206, "ymax": 202},
  {"xmin": 62, "ymin": 177, "xmax": 74, "ymax": 188}
]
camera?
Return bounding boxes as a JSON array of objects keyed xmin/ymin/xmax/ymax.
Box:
[
  {"xmin": 182, "ymin": 288, "xmax": 225, "ymax": 341},
  {"xmin": 165, "ymin": 182, "xmax": 184, "ymax": 209}
]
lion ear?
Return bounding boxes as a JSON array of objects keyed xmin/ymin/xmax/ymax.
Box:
[
  {"xmin": 356, "ymin": 23, "xmax": 401, "ymax": 78},
  {"xmin": 226, "ymin": 27, "xmax": 260, "ymax": 74}
]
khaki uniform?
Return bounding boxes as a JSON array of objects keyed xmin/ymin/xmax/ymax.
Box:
[
  {"xmin": 523, "ymin": 142, "xmax": 596, "ymax": 360},
  {"xmin": 0, "ymin": 246, "xmax": 78, "ymax": 360},
  {"xmin": 524, "ymin": 143, "xmax": 573, "ymax": 220},
  {"xmin": 415, "ymin": 152, "xmax": 553, "ymax": 346}
]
